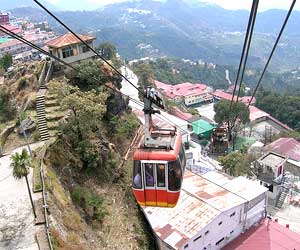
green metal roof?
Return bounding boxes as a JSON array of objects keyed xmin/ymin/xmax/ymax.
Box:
[
  {"xmin": 192, "ymin": 119, "xmax": 215, "ymax": 135},
  {"xmin": 0, "ymin": 37, "xmax": 11, "ymax": 44}
]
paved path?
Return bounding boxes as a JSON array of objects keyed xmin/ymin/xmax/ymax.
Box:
[{"xmin": 0, "ymin": 143, "xmax": 44, "ymax": 250}]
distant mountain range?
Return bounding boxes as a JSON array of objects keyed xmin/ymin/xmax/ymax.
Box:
[
  {"xmin": 1, "ymin": 0, "xmax": 60, "ymax": 11},
  {"xmin": 8, "ymin": 0, "xmax": 300, "ymax": 71}
]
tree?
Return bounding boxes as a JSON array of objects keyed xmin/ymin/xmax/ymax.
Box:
[
  {"xmin": 10, "ymin": 149, "xmax": 37, "ymax": 218},
  {"xmin": 0, "ymin": 53, "xmax": 13, "ymax": 71},
  {"xmin": 133, "ymin": 63, "xmax": 155, "ymax": 100},
  {"xmin": 214, "ymin": 99, "xmax": 250, "ymax": 143},
  {"xmin": 49, "ymin": 81, "xmax": 107, "ymax": 141},
  {"xmin": 49, "ymin": 82, "xmax": 108, "ymax": 171},
  {"xmin": 75, "ymin": 60, "xmax": 107, "ymax": 91},
  {"xmin": 97, "ymin": 42, "xmax": 117, "ymax": 60},
  {"xmin": 0, "ymin": 85, "xmax": 16, "ymax": 122},
  {"xmin": 218, "ymin": 151, "xmax": 251, "ymax": 177}
]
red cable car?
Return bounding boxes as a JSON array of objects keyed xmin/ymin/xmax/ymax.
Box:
[{"xmin": 132, "ymin": 87, "xmax": 186, "ymax": 208}]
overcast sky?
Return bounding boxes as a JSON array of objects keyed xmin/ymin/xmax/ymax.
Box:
[{"xmin": 45, "ymin": 0, "xmax": 300, "ymax": 11}]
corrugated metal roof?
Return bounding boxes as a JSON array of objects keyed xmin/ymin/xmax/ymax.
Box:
[
  {"xmin": 265, "ymin": 138, "xmax": 300, "ymax": 162},
  {"xmin": 142, "ymin": 170, "xmax": 267, "ymax": 249}
]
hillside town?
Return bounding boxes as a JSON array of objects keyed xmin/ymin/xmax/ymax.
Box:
[{"xmin": 1, "ymin": 8, "xmax": 300, "ymax": 250}]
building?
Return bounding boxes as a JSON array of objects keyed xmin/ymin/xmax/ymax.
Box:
[
  {"xmin": 0, "ymin": 30, "xmax": 55, "ymax": 57},
  {"xmin": 264, "ymin": 137, "xmax": 300, "ymax": 176},
  {"xmin": 223, "ymin": 218, "xmax": 300, "ymax": 250},
  {"xmin": 46, "ymin": 33, "xmax": 96, "ymax": 64},
  {"xmin": 154, "ymin": 80, "xmax": 213, "ymax": 106},
  {"xmin": 0, "ymin": 12, "xmax": 9, "ymax": 25},
  {"xmin": 191, "ymin": 118, "xmax": 216, "ymax": 140},
  {"xmin": 247, "ymin": 106, "xmax": 292, "ymax": 142},
  {"xmin": 212, "ymin": 89, "xmax": 255, "ymax": 105},
  {"xmin": 255, "ymin": 152, "xmax": 287, "ymax": 200},
  {"xmin": 0, "ymin": 24, "xmax": 21, "ymax": 37},
  {"xmin": 142, "ymin": 170, "xmax": 268, "ymax": 250}
]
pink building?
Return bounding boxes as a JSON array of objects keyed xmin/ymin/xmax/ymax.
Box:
[
  {"xmin": 154, "ymin": 80, "xmax": 213, "ymax": 106},
  {"xmin": 212, "ymin": 89, "xmax": 256, "ymax": 105}
]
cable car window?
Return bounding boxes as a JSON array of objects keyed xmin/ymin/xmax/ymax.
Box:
[
  {"xmin": 179, "ymin": 145, "xmax": 186, "ymax": 169},
  {"xmin": 145, "ymin": 163, "xmax": 154, "ymax": 187},
  {"xmin": 168, "ymin": 161, "xmax": 182, "ymax": 191},
  {"xmin": 132, "ymin": 161, "xmax": 142, "ymax": 189},
  {"xmin": 156, "ymin": 164, "xmax": 166, "ymax": 187}
]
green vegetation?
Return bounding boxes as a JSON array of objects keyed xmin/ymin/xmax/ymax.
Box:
[
  {"xmin": 256, "ymin": 89, "xmax": 300, "ymax": 130},
  {"xmin": 132, "ymin": 58, "xmax": 231, "ymax": 89},
  {"xmin": 10, "ymin": 149, "xmax": 31, "ymax": 179},
  {"xmin": 17, "ymin": 77, "xmax": 27, "ymax": 91},
  {"xmin": 0, "ymin": 86, "xmax": 16, "ymax": 122},
  {"xmin": 74, "ymin": 60, "xmax": 108, "ymax": 91},
  {"xmin": 219, "ymin": 151, "xmax": 254, "ymax": 177},
  {"xmin": 10, "ymin": 149, "xmax": 36, "ymax": 218},
  {"xmin": 214, "ymin": 99, "xmax": 250, "ymax": 134},
  {"xmin": 111, "ymin": 113, "xmax": 140, "ymax": 139},
  {"xmin": 272, "ymin": 130, "xmax": 300, "ymax": 141},
  {"xmin": 97, "ymin": 42, "xmax": 117, "ymax": 61},
  {"xmin": 0, "ymin": 53, "xmax": 12, "ymax": 72},
  {"xmin": 71, "ymin": 186, "xmax": 107, "ymax": 223},
  {"xmin": 132, "ymin": 63, "xmax": 155, "ymax": 100},
  {"xmin": 32, "ymin": 158, "xmax": 42, "ymax": 192}
]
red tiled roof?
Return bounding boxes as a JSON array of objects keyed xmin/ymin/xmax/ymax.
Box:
[
  {"xmin": 265, "ymin": 138, "xmax": 300, "ymax": 161},
  {"xmin": 170, "ymin": 107, "xmax": 194, "ymax": 121},
  {"xmin": 223, "ymin": 219, "xmax": 300, "ymax": 250},
  {"xmin": 154, "ymin": 80, "xmax": 209, "ymax": 99},
  {"xmin": 212, "ymin": 89, "xmax": 256, "ymax": 104},
  {"xmin": 45, "ymin": 33, "xmax": 95, "ymax": 48}
]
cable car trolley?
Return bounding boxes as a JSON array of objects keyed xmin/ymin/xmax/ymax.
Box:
[{"xmin": 132, "ymin": 87, "xmax": 186, "ymax": 208}]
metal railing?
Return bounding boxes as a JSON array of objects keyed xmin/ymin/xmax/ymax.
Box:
[{"xmin": 40, "ymin": 150, "xmax": 54, "ymax": 250}]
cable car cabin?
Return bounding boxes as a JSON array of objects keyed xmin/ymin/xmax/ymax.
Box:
[{"xmin": 132, "ymin": 130, "xmax": 186, "ymax": 208}]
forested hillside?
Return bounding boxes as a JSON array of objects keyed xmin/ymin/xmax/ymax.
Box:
[
  {"xmin": 10, "ymin": 0, "xmax": 300, "ymax": 71},
  {"xmin": 131, "ymin": 58, "xmax": 300, "ymax": 96}
]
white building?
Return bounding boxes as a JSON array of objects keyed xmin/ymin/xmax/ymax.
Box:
[{"xmin": 142, "ymin": 170, "xmax": 267, "ymax": 250}]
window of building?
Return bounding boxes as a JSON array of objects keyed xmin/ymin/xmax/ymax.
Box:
[
  {"xmin": 82, "ymin": 44, "xmax": 89, "ymax": 53},
  {"xmin": 204, "ymin": 230, "xmax": 209, "ymax": 235},
  {"xmin": 184, "ymin": 244, "xmax": 189, "ymax": 249},
  {"xmin": 216, "ymin": 237, "xmax": 224, "ymax": 246},
  {"xmin": 62, "ymin": 46, "xmax": 73, "ymax": 58},
  {"xmin": 218, "ymin": 221, "xmax": 223, "ymax": 226},
  {"xmin": 230, "ymin": 212, "xmax": 236, "ymax": 217},
  {"xmin": 193, "ymin": 235, "xmax": 202, "ymax": 242}
]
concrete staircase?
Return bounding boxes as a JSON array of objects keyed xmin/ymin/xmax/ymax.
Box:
[
  {"xmin": 275, "ymin": 187, "xmax": 289, "ymax": 209},
  {"xmin": 36, "ymin": 95, "xmax": 50, "ymax": 141}
]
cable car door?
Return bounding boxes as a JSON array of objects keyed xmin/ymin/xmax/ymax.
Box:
[
  {"xmin": 155, "ymin": 163, "xmax": 168, "ymax": 207},
  {"xmin": 143, "ymin": 162, "xmax": 156, "ymax": 206}
]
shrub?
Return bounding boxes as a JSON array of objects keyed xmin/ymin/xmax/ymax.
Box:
[
  {"xmin": 18, "ymin": 77, "xmax": 27, "ymax": 90},
  {"xmin": 71, "ymin": 186, "xmax": 107, "ymax": 223}
]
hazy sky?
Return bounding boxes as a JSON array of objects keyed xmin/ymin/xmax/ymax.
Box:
[{"xmin": 45, "ymin": 0, "xmax": 300, "ymax": 11}]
